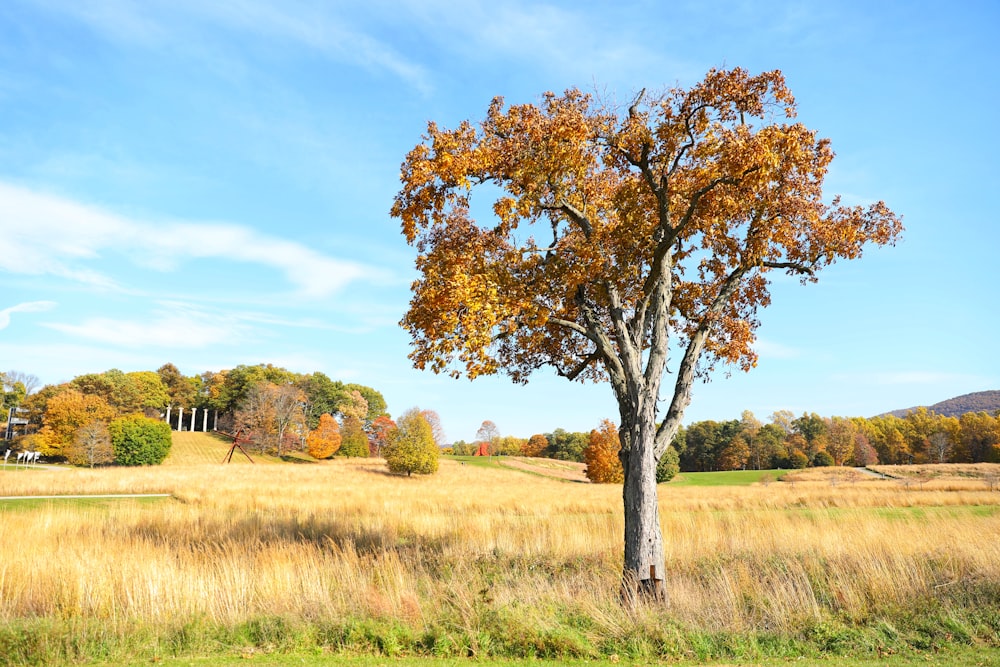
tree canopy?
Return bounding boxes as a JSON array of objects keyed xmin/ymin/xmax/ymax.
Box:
[{"xmin": 392, "ymin": 67, "xmax": 901, "ymax": 600}]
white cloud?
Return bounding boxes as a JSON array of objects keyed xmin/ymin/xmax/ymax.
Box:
[
  {"xmin": 42, "ymin": 302, "xmax": 250, "ymax": 349},
  {"xmin": 754, "ymin": 338, "xmax": 802, "ymax": 360},
  {"xmin": 31, "ymin": 0, "xmax": 432, "ymax": 93},
  {"xmin": 0, "ymin": 301, "xmax": 57, "ymax": 330},
  {"xmin": 0, "ymin": 181, "xmax": 380, "ymax": 298}
]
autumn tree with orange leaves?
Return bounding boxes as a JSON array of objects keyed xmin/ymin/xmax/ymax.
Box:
[
  {"xmin": 585, "ymin": 419, "xmax": 624, "ymax": 483},
  {"xmin": 306, "ymin": 413, "xmax": 341, "ymax": 459},
  {"xmin": 392, "ymin": 68, "xmax": 901, "ymax": 602}
]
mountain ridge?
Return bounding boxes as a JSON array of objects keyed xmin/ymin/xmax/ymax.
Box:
[{"xmin": 882, "ymin": 390, "xmax": 1000, "ymax": 418}]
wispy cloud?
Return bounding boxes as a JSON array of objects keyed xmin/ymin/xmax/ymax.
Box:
[
  {"xmin": 31, "ymin": 0, "xmax": 432, "ymax": 93},
  {"xmin": 754, "ymin": 338, "xmax": 802, "ymax": 360},
  {"xmin": 42, "ymin": 302, "xmax": 250, "ymax": 349},
  {"xmin": 0, "ymin": 301, "xmax": 57, "ymax": 330},
  {"xmin": 0, "ymin": 181, "xmax": 381, "ymax": 298}
]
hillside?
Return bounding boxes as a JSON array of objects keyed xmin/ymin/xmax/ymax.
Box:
[{"xmin": 883, "ymin": 389, "xmax": 1000, "ymax": 418}]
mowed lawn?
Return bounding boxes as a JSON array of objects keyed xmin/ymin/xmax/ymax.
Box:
[
  {"xmin": 669, "ymin": 468, "xmax": 780, "ymax": 486},
  {"xmin": 164, "ymin": 431, "xmax": 314, "ymax": 466}
]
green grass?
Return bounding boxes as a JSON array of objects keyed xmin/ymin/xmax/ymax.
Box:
[
  {"xmin": 0, "ymin": 496, "xmax": 172, "ymax": 512},
  {"xmin": 669, "ymin": 469, "xmax": 781, "ymax": 486},
  {"xmin": 444, "ymin": 455, "xmax": 509, "ymax": 469}
]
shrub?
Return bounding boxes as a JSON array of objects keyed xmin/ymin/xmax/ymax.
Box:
[
  {"xmin": 656, "ymin": 446, "xmax": 680, "ymax": 483},
  {"xmin": 788, "ymin": 448, "xmax": 809, "ymax": 469},
  {"xmin": 812, "ymin": 450, "xmax": 835, "ymax": 467},
  {"xmin": 109, "ymin": 415, "xmax": 171, "ymax": 466}
]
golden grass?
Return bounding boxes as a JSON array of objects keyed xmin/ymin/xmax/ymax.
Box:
[{"xmin": 1, "ymin": 457, "xmax": 999, "ymax": 650}]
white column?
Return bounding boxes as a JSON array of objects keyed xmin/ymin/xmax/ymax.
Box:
[
  {"xmin": 191, "ymin": 408, "xmax": 198, "ymax": 432},
  {"xmin": 202, "ymin": 408, "xmax": 209, "ymax": 432},
  {"xmin": 213, "ymin": 410, "xmax": 218, "ymax": 431},
  {"xmin": 177, "ymin": 408, "xmax": 183, "ymax": 431},
  {"xmin": 165, "ymin": 406, "xmax": 172, "ymax": 430}
]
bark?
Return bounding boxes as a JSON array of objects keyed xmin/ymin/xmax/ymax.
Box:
[{"xmin": 618, "ymin": 385, "xmax": 667, "ymax": 604}]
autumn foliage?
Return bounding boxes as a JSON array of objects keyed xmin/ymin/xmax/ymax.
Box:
[
  {"xmin": 384, "ymin": 408, "xmax": 439, "ymax": 476},
  {"xmin": 306, "ymin": 413, "xmax": 341, "ymax": 459},
  {"xmin": 392, "ymin": 67, "xmax": 901, "ymax": 597},
  {"xmin": 584, "ymin": 420, "xmax": 624, "ymax": 483}
]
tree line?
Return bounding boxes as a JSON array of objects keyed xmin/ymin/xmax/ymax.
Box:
[
  {"xmin": 444, "ymin": 405, "xmax": 1000, "ymax": 483},
  {"xmin": 672, "ymin": 407, "xmax": 1000, "ymax": 471},
  {"xmin": 1, "ymin": 365, "xmax": 399, "ymax": 466}
]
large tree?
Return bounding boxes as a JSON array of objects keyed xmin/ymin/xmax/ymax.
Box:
[{"xmin": 391, "ymin": 68, "xmax": 901, "ymax": 600}]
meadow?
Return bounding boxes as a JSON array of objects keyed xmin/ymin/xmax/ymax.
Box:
[{"xmin": 0, "ymin": 437, "xmax": 998, "ymax": 666}]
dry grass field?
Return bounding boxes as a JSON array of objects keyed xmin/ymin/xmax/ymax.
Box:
[{"xmin": 1, "ymin": 438, "xmax": 999, "ymax": 665}]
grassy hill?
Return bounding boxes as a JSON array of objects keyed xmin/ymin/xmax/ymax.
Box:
[{"xmin": 164, "ymin": 431, "xmax": 314, "ymax": 466}]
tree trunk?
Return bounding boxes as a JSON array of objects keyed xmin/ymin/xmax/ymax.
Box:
[{"xmin": 619, "ymin": 399, "xmax": 667, "ymax": 604}]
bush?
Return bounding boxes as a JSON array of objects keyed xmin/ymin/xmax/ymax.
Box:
[
  {"xmin": 656, "ymin": 446, "xmax": 680, "ymax": 483},
  {"xmin": 812, "ymin": 450, "xmax": 835, "ymax": 467},
  {"xmin": 787, "ymin": 448, "xmax": 809, "ymax": 469},
  {"xmin": 109, "ymin": 415, "xmax": 171, "ymax": 466}
]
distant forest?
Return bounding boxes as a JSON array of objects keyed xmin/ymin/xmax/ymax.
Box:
[{"xmin": 884, "ymin": 390, "xmax": 1000, "ymax": 419}]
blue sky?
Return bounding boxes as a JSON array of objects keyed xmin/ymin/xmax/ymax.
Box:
[{"xmin": 1, "ymin": 0, "xmax": 998, "ymax": 443}]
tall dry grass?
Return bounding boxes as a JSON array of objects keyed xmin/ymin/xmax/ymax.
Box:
[{"xmin": 1, "ymin": 459, "xmax": 999, "ymax": 661}]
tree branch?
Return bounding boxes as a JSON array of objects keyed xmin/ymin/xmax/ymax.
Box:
[{"xmin": 653, "ymin": 266, "xmax": 748, "ymax": 457}]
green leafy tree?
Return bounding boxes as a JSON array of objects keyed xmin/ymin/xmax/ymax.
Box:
[
  {"xmin": 338, "ymin": 415, "xmax": 369, "ymax": 457},
  {"xmin": 384, "ymin": 407, "xmax": 439, "ymax": 476},
  {"xmin": 656, "ymin": 446, "xmax": 680, "ymax": 483},
  {"xmin": 545, "ymin": 428, "xmax": 589, "ymax": 462},
  {"xmin": 109, "ymin": 415, "xmax": 172, "ymax": 466}
]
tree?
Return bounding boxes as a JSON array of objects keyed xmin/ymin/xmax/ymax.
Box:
[
  {"xmin": 157, "ymin": 363, "xmax": 197, "ymax": 408},
  {"xmin": 826, "ymin": 417, "xmax": 857, "ymax": 466},
  {"xmin": 523, "ymin": 433, "xmax": 549, "ymax": 457},
  {"xmin": 338, "ymin": 415, "xmax": 369, "ymax": 457},
  {"xmin": 584, "ymin": 419, "xmax": 624, "ymax": 483},
  {"xmin": 655, "ymin": 446, "xmax": 680, "ymax": 482},
  {"xmin": 421, "ymin": 409, "xmax": 446, "ymax": 448},
  {"xmin": 384, "ymin": 407, "xmax": 439, "ymax": 476},
  {"xmin": 545, "ymin": 429, "xmax": 589, "ymax": 462},
  {"xmin": 35, "ymin": 388, "xmax": 116, "ymax": 457},
  {"xmin": 235, "ymin": 381, "xmax": 307, "ymax": 457},
  {"xmin": 4, "ymin": 370, "xmax": 40, "ymax": 396},
  {"xmin": 959, "ymin": 412, "xmax": 1000, "ymax": 463},
  {"xmin": 716, "ymin": 433, "xmax": 750, "ymax": 471},
  {"xmin": 493, "ymin": 435, "xmax": 525, "ymax": 455},
  {"xmin": 475, "ymin": 420, "xmax": 501, "ymax": 454},
  {"xmin": 343, "ymin": 383, "xmax": 388, "ymax": 423},
  {"xmin": 296, "ymin": 372, "xmax": 346, "ymax": 429},
  {"xmin": 1, "ymin": 372, "xmax": 28, "ymax": 412},
  {"xmin": 68, "ymin": 420, "xmax": 114, "ymax": 468},
  {"xmin": 392, "ymin": 67, "xmax": 901, "ymax": 600},
  {"xmin": 367, "ymin": 415, "xmax": 397, "ymax": 457},
  {"xmin": 109, "ymin": 415, "xmax": 171, "ymax": 465},
  {"xmin": 306, "ymin": 413, "xmax": 341, "ymax": 459}
]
